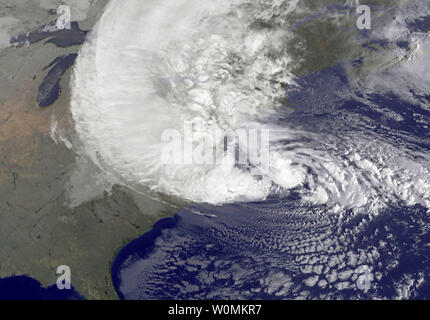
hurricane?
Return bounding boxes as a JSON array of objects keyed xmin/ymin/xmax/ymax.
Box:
[{"xmin": 70, "ymin": 0, "xmax": 430, "ymax": 299}]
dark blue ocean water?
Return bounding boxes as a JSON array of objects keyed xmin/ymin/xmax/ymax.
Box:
[
  {"xmin": 0, "ymin": 276, "xmax": 83, "ymax": 300},
  {"xmin": 111, "ymin": 200, "xmax": 430, "ymax": 299}
]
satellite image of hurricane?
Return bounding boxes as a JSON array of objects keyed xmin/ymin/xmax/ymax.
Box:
[{"xmin": 1, "ymin": 0, "xmax": 430, "ymax": 302}]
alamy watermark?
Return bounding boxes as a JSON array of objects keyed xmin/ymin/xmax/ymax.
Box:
[
  {"xmin": 56, "ymin": 265, "xmax": 71, "ymax": 290},
  {"xmin": 356, "ymin": 5, "xmax": 371, "ymax": 30},
  {"xmin": 56, "ymin": 5, "xmax": 71, "ymax": 30},
  {"xmin": 356, "ymin": 265, "xmax": 373, "ymax": 292},
  {"xmin": 161, "ymin": 123, "xmax": 270, "ymax": 173}
]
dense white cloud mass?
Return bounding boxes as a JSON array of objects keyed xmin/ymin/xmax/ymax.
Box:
[{"xmin": 71, "ymin": 0, "xmax": 430, "ymax": 212}]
